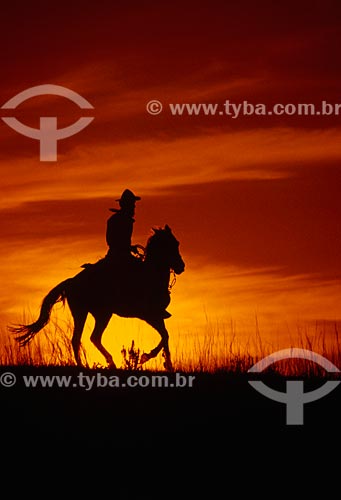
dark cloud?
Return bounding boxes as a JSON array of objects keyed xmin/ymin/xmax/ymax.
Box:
[{"xmin": 2, "ymin": 1, "xmax": 341, "ymax": 93}]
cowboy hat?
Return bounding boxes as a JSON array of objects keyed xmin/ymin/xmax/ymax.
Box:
[{"xmin": 109, "ymin": 189, "xmax": 141, "ymax": 211}]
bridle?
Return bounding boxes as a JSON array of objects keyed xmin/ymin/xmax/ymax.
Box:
[{"xmin": 131, "ymin": 243, "xmax": 177, "ymax": 292}]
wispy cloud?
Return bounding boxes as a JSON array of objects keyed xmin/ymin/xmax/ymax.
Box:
[{"xmin": 1, "ymin": 126, "xmax": 340, "ymax": 209}]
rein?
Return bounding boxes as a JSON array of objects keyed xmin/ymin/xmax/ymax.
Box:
[
  {"xmin": 131, "ymin": 244, "xmax": 146, "ymax": 261},
  {"xmin": 168, "ymin": 270, "xmax": 177, "ymax": 293}
]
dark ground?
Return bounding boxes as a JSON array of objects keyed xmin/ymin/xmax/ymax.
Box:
[{"xmin": 1, "ymin": 366, "xmax": 339, "ymax": 495}]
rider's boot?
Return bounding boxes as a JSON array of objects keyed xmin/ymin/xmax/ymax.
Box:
[{"xmin": 162, "ymin": 309, "xmax": 172, "ymax": 319}]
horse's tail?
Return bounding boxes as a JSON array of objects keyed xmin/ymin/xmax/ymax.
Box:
[{"xmin": 9, "ymin": 279, "xmax": 72, "ymax": 347}]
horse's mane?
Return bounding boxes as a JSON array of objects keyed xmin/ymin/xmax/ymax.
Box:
[{"xmin": 145, "ymin": 227, "xmax": 166, "ymax": 258}]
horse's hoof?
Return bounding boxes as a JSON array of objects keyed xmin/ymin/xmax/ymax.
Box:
[
  {"xmin": 163, "ymin": 360, "xmax": 173, "ymax": 372},
  {"xmin": 140, "ymin": 353, "xmax": 150, "ymax": 364}
]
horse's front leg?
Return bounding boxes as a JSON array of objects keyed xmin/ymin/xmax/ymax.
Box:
[
  {"xmin": 162, "ymin": 338, "xmax": 173, "ymax": 372},
  {"xmin": 141, "ymin": 318, "xmax": 173, "ymax": 371}
]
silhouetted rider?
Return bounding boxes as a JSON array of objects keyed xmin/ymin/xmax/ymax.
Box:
[
  {"xmin": 105, "ymin": 188, "xmax": 171, "ymax": 318},
  {"xmin": 106, "ymin": 189, "xmax": 141, "ymax": 263}
]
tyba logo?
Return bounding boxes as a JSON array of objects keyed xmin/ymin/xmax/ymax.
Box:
[
  {"xmin": 1, "ymin": 84, "xmax": 94, "ymax": 161},
  {"xmin": 248, "ymin": 348, "xmax": 340, "ymax": 425}
]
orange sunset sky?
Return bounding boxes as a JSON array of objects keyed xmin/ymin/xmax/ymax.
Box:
[{"xmin": 1, "ymin": 1, "xmax": 341, "ymax": 365}]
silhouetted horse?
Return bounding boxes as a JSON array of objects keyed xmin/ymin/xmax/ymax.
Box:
[{"xmin": 11, "ymin": 225, "xmax": 185, "ymax": 370}]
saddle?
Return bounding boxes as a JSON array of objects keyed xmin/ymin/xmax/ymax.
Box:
[
  {"xmin": 81, "ymin": 244, "xmax": 145, "ymax": 271},
  {"xmin": 80, "ymin": 255, "xmax": 144, "ymax": 289},
  {"xmin": 79, "ymin": 250, "xmax": 171, "ymax": 318}
]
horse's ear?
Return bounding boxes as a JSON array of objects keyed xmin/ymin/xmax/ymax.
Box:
[
  {"xmin": 165, "ymin": 224, "xmax": 172, "ymax": 232},
  {"xmin": 152, "ymin": 227, "xmax": 158, "ymax": 233}
]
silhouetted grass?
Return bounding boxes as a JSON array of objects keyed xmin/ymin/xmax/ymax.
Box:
[
  {"xmin": 170, "ymin": 316, "xmax": 341, "ymax": 376},
  {"xmin": 1, "ymin": 311, "xmax": 85, "ymax": 366},
  {"xmin": 1, "ymin": 312, "xmax": 340, "ymax": 376}
]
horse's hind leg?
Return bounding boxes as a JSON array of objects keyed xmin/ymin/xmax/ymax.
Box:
[
  {"xmin": 90, "ymin": 312, "xmax": 116, "ymax": 368},
  {"xmin": 70, "ymin": 308, "xmax": 88, "ymax": 366}
]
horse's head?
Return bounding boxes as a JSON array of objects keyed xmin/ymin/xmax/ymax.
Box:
[{"xmin": 146, "ymin": 224, "xmax": 185, "ymax": 275}]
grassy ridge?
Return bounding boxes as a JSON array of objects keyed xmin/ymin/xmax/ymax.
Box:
[{"xmin": 1, "ymin": 313, "xmax": 340, "ymax": 376}]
